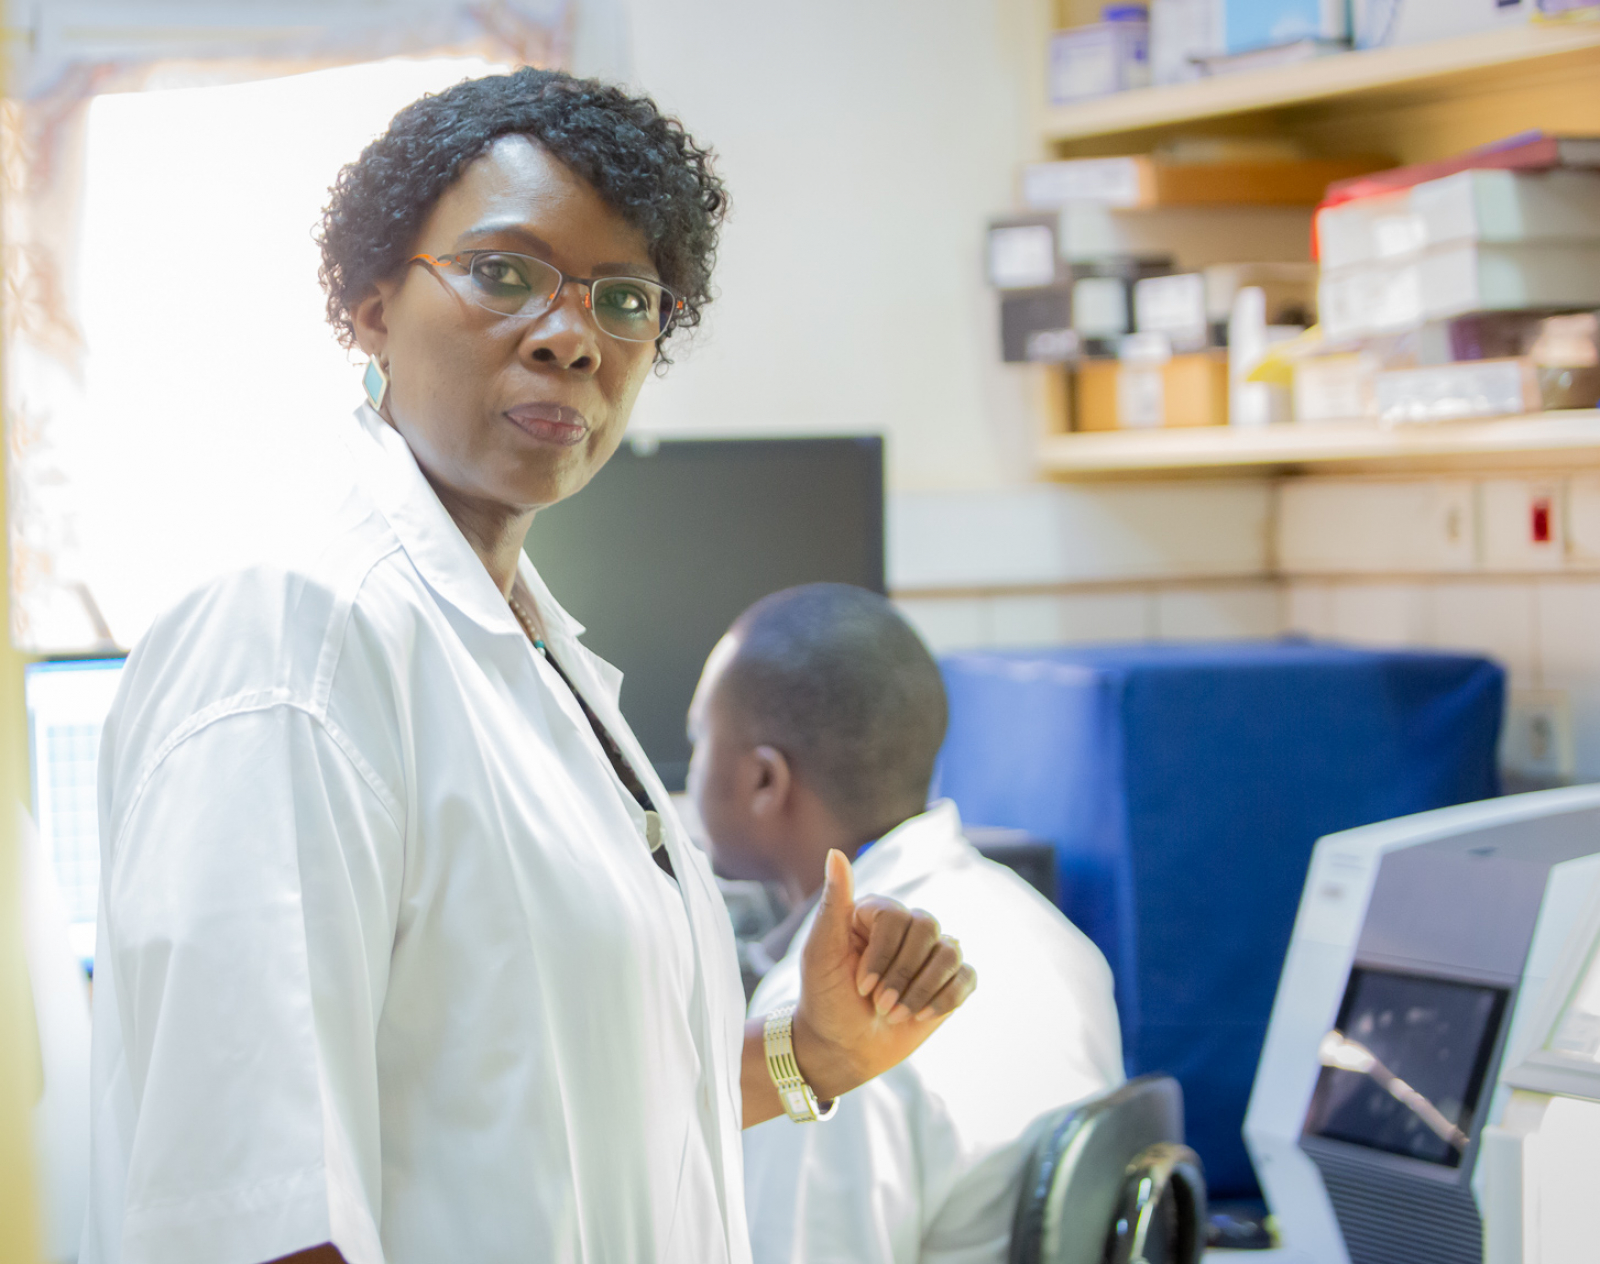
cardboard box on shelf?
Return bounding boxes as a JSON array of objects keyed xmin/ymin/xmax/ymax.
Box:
[
  {"xmin": 1073, "ymin": 348, "xmax": 1230, "ymax": 429},
  {"xmin": 1076, "ymin": 358, "xmax": 1123, "ymax": 431},
  {"xmin": 1164, "ymin": 349, "xmax": 1232, "ymax": 426},
  {"xmin": 1024, "ymin": 153, "xmax": 1388, "ymax": 209},
  {"xmin": 1056, "ymin": 202, "xmax": 1316, "ymax": 268}
]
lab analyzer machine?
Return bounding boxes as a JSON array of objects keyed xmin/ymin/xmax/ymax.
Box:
[
  {"xmin": 1243, "ymin": 785, "xmax": 1600, "ymax": 1264},
  {"xmin": 1477, "ymin": 875, "xmax": 1600, "ymax": 1264}
]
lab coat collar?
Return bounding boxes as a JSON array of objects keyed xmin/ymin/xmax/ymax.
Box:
[
  {"xmin": 851, "ymin": 799, "xmax": 970, "ymax": 897},
  {"xmin": 347, "ymin": 403, "xmax": 585, "ymax": 642},
  {"xmin": 759, "ymin": 801, "xmax": 972, "ymax": 998},
  {"xmin": 775, "ymin": 801, "xmax": 970, "ymax": 960}
]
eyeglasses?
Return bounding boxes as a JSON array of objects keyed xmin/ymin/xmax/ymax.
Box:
[{"xmin": 409, "ymin": 251, "xmax": 683, "ymax": 344}]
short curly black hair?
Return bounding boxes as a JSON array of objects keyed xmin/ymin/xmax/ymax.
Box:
[{"xmin": 316, "ymin": 67, "xmax": 725, "ymax": 365}]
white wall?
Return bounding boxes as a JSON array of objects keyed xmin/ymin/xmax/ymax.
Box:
[
  {"xmin": 614, "ymin": 0, "xmax": 1279, "ymax": 622},
  {"xmin": 1279, "ymin": 474, "xmax": 1600, "ymax": 785},
  {"xmin": 619, "ymin": 0, "xmax": 1048, "ymax": 492}
]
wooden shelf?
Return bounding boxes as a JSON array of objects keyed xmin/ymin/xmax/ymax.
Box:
[
  {"xmin": 1041, "ymin": 23, "xmax": 1600, "ymax": 155},
  {"xmin": 1038, "ymin": 412, "xmax": 1600, "ymax": 478}
]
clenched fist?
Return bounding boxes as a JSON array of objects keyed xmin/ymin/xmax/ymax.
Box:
[{"xmin": 742, "ymin": 849, "xmax": 977, "ymax": 1125}]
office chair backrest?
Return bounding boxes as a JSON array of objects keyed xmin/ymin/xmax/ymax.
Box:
[{"xmin": 1009, "ymin": 1075, "xmax": 1207, "ymax": 1264}]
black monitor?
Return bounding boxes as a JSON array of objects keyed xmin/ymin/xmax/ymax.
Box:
[
  {"xmin": 1303, "ymin": 966, "xmax": 1509, "ymax": 1169},
  {"xmin": 523, "ymin": 435, "xmax": 886, "ymax": 789}
]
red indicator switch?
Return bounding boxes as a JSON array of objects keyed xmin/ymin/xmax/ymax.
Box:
[{"xmin": 1532, "ymin": 497, "xmax": 1553, "ymax": 544}]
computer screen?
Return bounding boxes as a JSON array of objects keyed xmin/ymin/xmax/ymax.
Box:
[
  {"xmin": 523, "ymin": 436, "xmax": 885, "ymax": 790},
  {"xmin": 25, "ymin": 657, "xmax": 127, "ymax": 963},
  {"xmin": 1304, "ymin": 966, "xmax": 1508, "ymax": 1167}
]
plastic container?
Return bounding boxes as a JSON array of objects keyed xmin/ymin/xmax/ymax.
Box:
[{"xmin": 1049, "ymin": 5, "xmax": 1151, "ymax": 104}]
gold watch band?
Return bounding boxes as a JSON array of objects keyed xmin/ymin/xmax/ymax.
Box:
[{"xmin": 763, "ymin": 1004, "xmax": 838, "ymax": 1123}]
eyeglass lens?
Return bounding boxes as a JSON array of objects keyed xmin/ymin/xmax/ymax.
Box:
[{"xmin": 461, "ymin": 252, "xmax": 672, "ymax": 342}]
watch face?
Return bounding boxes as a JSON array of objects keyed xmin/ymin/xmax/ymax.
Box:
[{"xmin": 782, "ymin": 1087, "xmax": 813, "ymax": 1120}]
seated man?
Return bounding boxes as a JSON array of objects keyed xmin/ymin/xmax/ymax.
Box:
[{"xmin": 687, "ymin": 583, "xmax": 1123, "ymax": 1264}]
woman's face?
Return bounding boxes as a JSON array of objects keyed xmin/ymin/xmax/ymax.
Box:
[{"xmin": 354, "ymin": 135, "xmax": 658, "ymax": 516}]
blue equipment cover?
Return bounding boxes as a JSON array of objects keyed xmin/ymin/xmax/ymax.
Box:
[{"xmin": 934, "ymin": 640, "xmax": 1503, "ymax": 1198}]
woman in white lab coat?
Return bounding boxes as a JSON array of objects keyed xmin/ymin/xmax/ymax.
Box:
[{"xmin": 84, "ymin": 69, "xmax": 975, "ymax": 1264}]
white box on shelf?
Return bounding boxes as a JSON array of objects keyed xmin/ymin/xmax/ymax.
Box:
[
  {"xmin": 1294, "ymin": 353, "xmax": 1382, "ymax": 423},
  {"xmin": 1374, "ymin": 357, "xmax": 1542, "ymax": 425},
  {"xmin": 1315, "ymin": 192, "xmax": 1422, "ymax": 271},
  {"xmin": 1151, "ymin": 0, "xmax": 1219, "ymax": 84},
  {"xmin": 1072, "ymin": 275, "xmax": 1133, "ymax": 337},
  {"xmin": 1352, "ymin": 0, "xmax": 1531, "ymax": 49},
  {"xmin": 1049, "ymin": 19, "xmax": 1150, "ymax": 105},
  {"xmin": 1135, "ymin": 272, "xmax": 1210, "ymax": 348},
  {"xmin": 1318, "ymin": 262, "xmax": 1422, "ymax": 341},
  {"xmin": 1419, "ymin": 241, "xmax": 1600, "ymax": 322},
  {"xmin": 1023, "ymin": 157, "xmax": 1146, "ymax": 208},
  {"xmin": 987, "ymin": 222, "xmax": 1059, "ymax": 289},
  {"xmin": 1411, "ymin": 170, "xmax": 1600, "ymax": 250}
]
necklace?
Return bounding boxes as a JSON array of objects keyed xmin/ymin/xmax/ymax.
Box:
[
  {"xmin": 508, "ymin": 594, "xmax": 547, "ymax": 651},
  {"xmin": 509, "ymin": 589, "xmax": 662, "ymax": 835}
]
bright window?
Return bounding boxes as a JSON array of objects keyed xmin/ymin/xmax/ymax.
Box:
[{"xmin": 72, "ymin": 56, "xmax": 508, "ymax": 647}]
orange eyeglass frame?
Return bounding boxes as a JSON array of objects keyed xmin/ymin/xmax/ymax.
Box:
[{"xmin": 409, "ymin": 251, "xmax": 685, "ymax": 339}]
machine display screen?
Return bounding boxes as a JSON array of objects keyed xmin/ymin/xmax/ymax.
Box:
[{"xmin": 1304, "ymin": 967, "xmax": 1508, "ymax": 1167}]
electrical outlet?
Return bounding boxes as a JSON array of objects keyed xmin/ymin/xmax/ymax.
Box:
[
  {"xmin": 1500, "ymin": 689, "xmax": 1576, "ymax": 784},
  {"xmin": 1481, "ymin": 480, "xmax": 1566, "ymax": 571}
]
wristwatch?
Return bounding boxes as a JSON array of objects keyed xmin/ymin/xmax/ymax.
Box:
[{"xmin": 763, "ymin": 1005, "xmax": 838, "ymax": 1123}]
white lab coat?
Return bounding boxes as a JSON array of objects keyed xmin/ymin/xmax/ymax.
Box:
[
  {"xmin": 743, "ymin": 802, "xmax": 1122, "ymax": 1264},
  {"xmin": 83, "ymin": 405, "xmax": 752, "ymax": 1264}
]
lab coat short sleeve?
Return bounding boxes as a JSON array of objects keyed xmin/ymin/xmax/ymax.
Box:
[{"xmin": 103, "ymin": 701, "xmax": 402, "ymax": 1264}]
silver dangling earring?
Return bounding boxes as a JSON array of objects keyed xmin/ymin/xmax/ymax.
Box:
[{"xmin": 362, "ymin": 357, "xmax": 390, "ymax": 411}]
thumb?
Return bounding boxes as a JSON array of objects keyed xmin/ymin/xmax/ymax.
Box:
[{"xmin": 805, "ymin": 848, "xmax": 856, "ymax": 964}]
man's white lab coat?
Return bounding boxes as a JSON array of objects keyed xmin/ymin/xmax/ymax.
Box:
[
  {"xmin": 83, "ymin": 406, "xmax": 751, "ymax": 1264},
  {"xmin": 744, "ymin": 802, "xmax": 1122, "ymax": 1264}
]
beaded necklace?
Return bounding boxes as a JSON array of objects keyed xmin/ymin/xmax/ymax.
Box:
[{"xmin": 509, "ymin": 593, "xmax": 662, "ymax": 844}]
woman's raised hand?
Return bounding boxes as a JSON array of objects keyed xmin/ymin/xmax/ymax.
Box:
[{"xmin": 788, "ymin": 849, "xmax": 978, "ymax": 1102}]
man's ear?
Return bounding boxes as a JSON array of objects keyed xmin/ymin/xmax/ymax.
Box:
[
  {"xmin": 748, "ymin": 744, "xmax": 792, "ymax": 821},
  {"xmin": 351, "ymin": 286, "xmax": 391, "ymax": 360}
]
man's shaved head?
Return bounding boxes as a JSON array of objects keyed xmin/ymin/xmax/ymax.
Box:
[{"xmin": 711, "ymin": 584, "xmax": 948, "ymax": 836}]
